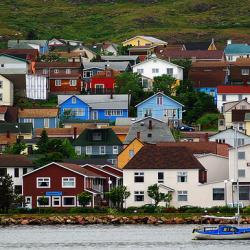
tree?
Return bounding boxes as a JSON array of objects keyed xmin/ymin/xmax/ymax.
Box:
[
  {"xmin": 164, "ymin": 193, "xmax": 173, "ymax": 208},
  {"xmin": 106, "ymin": 186, "xmax": 130, "ymax": 209},
  {"xmin": 0, "ymin": 174, "xmax": 14, "ymax": 213},
  {"xmin": 36, "ymin": 129, "xmax": 49, "ymax": 153},
  {"xmin": 26, "ymin": 29, "xmax": 38, "ymax": 40},
  {"xmin": 39, "ymin": 52, "xmax": 61, "ymax": 62},
  {"xmin": 4, "ymin": 141, "xmax": 26, "ymax": 154},
  {"xmin": 147, "ymin": 184, "xmax": 169, "ymax": 207},
  {"xmin": 171, "ymin": 59, "xmax": 192, "ymax": 80},
  {"xmin": 117, "ymin": 45, "xmax": 132, "ymax": 55},
  {"xmin": 153, "ymin": 74, "xmax": 177, "ymax": 96},
  {"xmin": 61, "ymin": 139, "xmax": 77, "ymax": 158},
  {"xmin": 78, "ymin": 192, "xmax": 92, "ymax": 207},
  {"xmin": 34, "ymin": 152, "xmax": 64, "ymax": 167}
]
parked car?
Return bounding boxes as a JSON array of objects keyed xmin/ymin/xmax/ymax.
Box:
[{"xmin": 178, "ymin": 124, "xmax": 195, "ymax": 132}]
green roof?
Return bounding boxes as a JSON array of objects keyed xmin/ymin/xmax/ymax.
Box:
[
  {"xmin": 0, "ymin": 123, "xmax": 33, "ymax": 134},
  {"xmin": 224, "ymin": 44, "xmax": 250, "ymax": 54},
  {"xmin": 72, "ymin": 128, "xmax": 122, "ymax": 146}
]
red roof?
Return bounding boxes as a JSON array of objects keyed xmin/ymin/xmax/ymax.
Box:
[
  {"xmin": 217, "ymin": 85, "xmax": 250, "ymax": 94},
  {"xmin": 35, "ymin": 62, "xmax": 81, "ymax": 68}
]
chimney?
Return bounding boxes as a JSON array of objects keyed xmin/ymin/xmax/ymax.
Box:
[
  {"xmin": 245, "ymin": 97, "xmax": 248, "ymax": 101},
  {"xmin": 149, "ymin": 120, "xmax": 152, "ymax": 130},
  {"xmin": 136, "ymin": 131, "xmax": 140, "ymax": 139},
  {"xmin": 110, "ymin": 90, "xmax": 113, "ymax": 99},
  {"xmin": 205, "ymin": 133, "xmax": 208, "ymax": 142},
  {"xmin": 105, "ymin": 64, "xmax": 108, "ymax": 70},
  {"xmin": 73, "ymin": 127, "xmax": 77, "ymax": 139},
  {"xmin": 227, "ymin": 40, "xmax": 232, "ymax": 45}
]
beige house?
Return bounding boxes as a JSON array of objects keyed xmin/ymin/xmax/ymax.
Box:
[{"xmin": 0, "ymin": 75, "xmax": 14, "ymax": 106}]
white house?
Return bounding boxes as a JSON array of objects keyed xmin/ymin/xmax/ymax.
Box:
[
  {"xmin": 209, "ymin": 128, "xmax": 250, "ymax": 147},
  {"xmin": 0, "ymin": 75, "xmax": 14, "ymax": 106},
  {"xmin": 217, "ymin": 85, "xmax": 250, "ymax": 112},
  {"xmin": 132, "ymin": 57, "xmax": 183, "ymax": 89},
  {"xmin": 26, "ymin": 74, "xmax": 48, "ymax": 100},
  {"xmin": 224, "ymin": 40, "xmax": 250, "ymax": 62}
]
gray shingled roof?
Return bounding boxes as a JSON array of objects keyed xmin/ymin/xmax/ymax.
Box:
[
  {"xmin": 82, "ymin": 61, "xmax": 130, "ymax": 71},
  {"xmin": 8, "ymin": 40, "xmax": 48, "ymax": 48},
  {"xmin": 101, "ymin": 55, "xmax": 138, "ymax": 61},
  {"xmin": 124, "ymin": 117, "xmax": 175, "ymax": 144},
  {"xmin": 58, "ymin": 94, "xmax": 129, "ymax": 109}
]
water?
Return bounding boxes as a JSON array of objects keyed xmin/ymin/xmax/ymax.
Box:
[{"xmin": 0, "ymin": 225, "xmax": 249, "ymax": 250}]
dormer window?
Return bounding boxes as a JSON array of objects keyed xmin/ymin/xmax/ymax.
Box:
[{"xmin": 92, "ymin": 132, "xmax": 102, "ymax": 141}]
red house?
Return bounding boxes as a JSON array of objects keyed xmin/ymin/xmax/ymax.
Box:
[
  {"xmin": 88, "ymin": 69, "xmax": 120, "ymax": 94},
  {"xmin": 23, "ymin": 162, "xmax": 123, "ymax": 209},
  {"xmin": 34, "ymin": 62, "xmax": 83, "ymax": 94}
]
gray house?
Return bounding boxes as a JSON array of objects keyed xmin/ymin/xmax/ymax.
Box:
[
  {"xmin": 124, "ymin": 117, "xmax": 175, "ymax": 144},
  {"xmin": 72, "ymin": 128, "xmax": 123, "ymax": 165}
]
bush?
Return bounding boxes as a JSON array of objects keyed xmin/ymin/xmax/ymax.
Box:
[
  {"xmin": 206, "ymin": 206, "xmax": 238, "ymax": 214},
  {"xmin": 178, "ymin": 206, "xmax": 204, "ymax": 213},
  {"xmin": 243, "ymin": 206, "xmax": 250, "ymax": 214},
  {"xmin": 69, "ymin": 207, "xmax": 108, "ymax": 214},
  {"xmin": 163, "ymin": 207, "xmax": 178, "ymax": 213}
]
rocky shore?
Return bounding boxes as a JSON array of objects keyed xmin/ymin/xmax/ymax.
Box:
[{"xmin": 1, "ymin": 215, "xmax": 250, "ymax": 226}]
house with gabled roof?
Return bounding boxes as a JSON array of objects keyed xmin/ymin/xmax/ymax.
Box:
[
  {"xmin": 0, "ymin": 74, "xmax": 14, "ymax": 106},
  {"xmin": 72, "ymin": 128, "xmax": 123, "ymax": 165},
  {"xmin": 58, "ymin": 94, "xmax": 129, "ymax": 122},
  {"xmin": 184, "ymin": 39, "xmax": 217, "ymax": 50},
  {"xmin": 224, "ymin": 41, "xmax": 250, "ymax": 62},
  {"xmin": 136, "ymin": 92, "xmax": 184, "ymax": 125},
  {"xmin": 122, "ymin": 35, "xmax": 167, "ymax": 47},
  {"xmin": 8, "ymin": 40, "xmax": 49, "ymax": 54}
]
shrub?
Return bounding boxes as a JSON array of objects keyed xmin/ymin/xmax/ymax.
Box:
[{"xmin": 243, "ymin": 206, "xmax": 250, "ymax": 214}]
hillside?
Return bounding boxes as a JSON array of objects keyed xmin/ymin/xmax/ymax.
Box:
[{"xmin": 0, "ymin": 0, "xmax": 250, "ymax": 44}]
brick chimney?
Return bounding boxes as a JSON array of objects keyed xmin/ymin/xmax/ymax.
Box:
[
  {"xmin": 204, "ymin": 132, "xmax": 208, "ymax": 142},
  {"xmin": 136, "ymin": 131, "xmax": 140, "ymax": 139},
  {"xmin": 149, "ymin": 120, "xmax": 152, "ymax": 130},
  {"xmin": 73, "ymin": 127, "xmax": 77, "ymax": 139}
]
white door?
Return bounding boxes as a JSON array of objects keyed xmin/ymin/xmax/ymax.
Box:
[
  {"xmin": 91, "ymin": 111, "xmax": 98, "ymax": 120},
  {"xmin": 25, "ymin": 196, "xmax": 32, "ymax": 209}
]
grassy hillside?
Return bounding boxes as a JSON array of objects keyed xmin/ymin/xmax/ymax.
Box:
[{"xmin": 0, "ymin": 0, "xmax": 250, "ymax": 44}]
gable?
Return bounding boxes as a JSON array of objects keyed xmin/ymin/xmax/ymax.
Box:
[
  {"xmin": 59, "ymin": 95, "xmax": 89, "ymax": 108},
  {"xmin": 209, "ymin": 129, "xmax": 250, "ymax": 139},
  {"xmin": 0, "ymin": 54, "xmax": 27, "ymax": 63}
]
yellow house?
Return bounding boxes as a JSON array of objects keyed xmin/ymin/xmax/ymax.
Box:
[
  {"xmin": 0, "ymin": 75, "xmax": 14, "ymax": 106},
  {"xmin": 117, "ymin": 138, "xmax": 144, "ymax": 169},
  {"xmin": 122, "ymin": 36, "xmax": 167, "ymax": 47},
  {"xmin": 245, "ymin": 113, "xmax": 250, "ymax": 136}
]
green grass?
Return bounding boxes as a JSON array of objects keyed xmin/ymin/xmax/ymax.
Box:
[{"xmin": 0, "ymin": 0, "xmax": 250, "ymax": 44}]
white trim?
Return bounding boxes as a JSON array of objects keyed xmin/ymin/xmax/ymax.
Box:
[
  {"xmin": 86, "ymin": 146, "xmax": 92, "ymax": 155},
  {"xmin": 44, "ymin": 118, "xmax": 50, "ymax": 128},
  {"xmin": 37, "ymin": 196, "xmax": 51, "ymax": 207},
  {"xmin": 62, "ymin": 177, "xmax": 76, "ymax": 188},
  {"xmin": 36, "ymin": 177, "xmax": 51, "ymax": 188},
  {"xmin": 52, "ymin": 196, "xmax": 61, "ymax": 207},
  {"xmin": 81, "ymin": 164, "xmax": 122, "ymax": 178},
  {"xmin": 99, "ymin": 146, "xmax": 106, "ymax": 155},
  {"xmin": 101, "ymin": 164, "xmax": 123, "ymax": 173},
  {"xmin": 62, "ymin": 196, "xmax": 76, "ymax": 207}
]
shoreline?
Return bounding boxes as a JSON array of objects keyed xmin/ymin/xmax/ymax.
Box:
[{"xmin": 1, "ymin": 214, "xmax": 250, "ymax": 226}]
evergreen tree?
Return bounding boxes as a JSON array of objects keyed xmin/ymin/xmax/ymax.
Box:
[
  {"xmin": 153, "ymin": 74, "xmax": 177, "ymax": 96},
  {"xmin": 106, "ymin": 186, "xmax": 130, "ymax": 209},
  {"xmin": 0, "ymin": 174, "xmax": 14, "ymax": 213},
  {"xmin": 37, "ymin": 129, "xmax": 49, "ymax": 153}
]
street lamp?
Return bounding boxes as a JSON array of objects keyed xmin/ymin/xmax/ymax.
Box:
[{"xmin": 224, "ymin": 180, "xmax": 228, "ymax": 206}]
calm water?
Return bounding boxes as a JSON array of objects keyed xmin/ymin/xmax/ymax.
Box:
[{"xmin": 0, "ymin": 225, "xmax": 250, "ymax": 250}]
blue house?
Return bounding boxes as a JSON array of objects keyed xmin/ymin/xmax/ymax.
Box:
[
  {"xmin": 136, "ymin": 92, "xmax": 184, "ymax": 126},
  {"xmin": 198, "ymin": 87, "xmax": 218, "ymax": 104},
  {"xmin": 18, "ymin": 108, "xmax": 59, "ymax": 130},
  {"xmin": 58, "ymin": 94, "xmax": 129, "ymax": 122},
  {"xmin": 8, "ymin": 40, "xmax": 49, "ymax": 54}
]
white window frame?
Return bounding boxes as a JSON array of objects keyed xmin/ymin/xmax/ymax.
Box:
[
  {"xmin": 137, "ymin": 68, "xmax": 144, "ymax": 74},
  {"xmin": 72, "ymin": 97, "xmax": 77, "ymax": 104},
  {"xmin": 44, "ymin": 118, "xmax": 50, "ymax": 128},
  {"xmin": 95, "ymin": 84, "xmax": 104, "ymax": 89},
  {"xmin": 113, "ymin": 145, "xmax": 119, "ymax": 155},
  {"xmin": 42, "ymin": 69, "xmax": 48, "ymax": 74},
  {"xmin": 75, "ymin": 146, "xmax": 81, "ymax": 155},
  {"xmin": 62, "ymin": 177, "xmax": 76, "ymax": 188},
  {"xmin": 105, "ymin": 110, "xmax": 123, "ymax": 116},
  {"xmin": 99, "ymin": 146, "xmax": 106, "ymax": 155},
  {"xmin": 166, "ymin": 68, "xmax": 173, "ymax": 76},
  {"xmin": 134, "ymin": 172, "xmax": 144, "ymax": 183},
  {"xmin": 0, "ymin": 81, "xmax": 3, "ymax": 88},
  {"xmin": 129, "ymin": 149, "xmax": 135, "ymax": 158},
  {"xmin": 238, "ymin": 169, "xmax": 246, "ymax": 178},
  {"xmin": 0, "ymin": 93, "xmax": 2, "ymax": 101},
  {"xmin": 152, "ymin": 68, "xmax": 159, "ymax": 74},
  {"xmin": 52, "ymin": 196, "xmax": 61, "ymax": 207},
  {"xmin": 83, "ymin": 71, "xmax": 93, "ymax": 78},
  {"xmin": 134, "ymin": 191, "xmax": 144, "ymax": 202},
  {"xmin": 25, "ymin": 196, "xmax": 32, "ymax": 206},
  {"xmin": 86, "ymin": 146, "xmax": 92, "ymax": 155},
  {"xmin": 66, "ymin": 68, "xmax": 71, "ymax": 74},
  {"xmin": 177, "ymin": 171, "xmax": 188, "ymax": 183},
  {"xmin": 158, "ymin": 172, "xmax": 164, "ymax": 183},
  {"xmin": 55, "ymin": 80, "xmax": 61, "ymax": 86},
  {"xmin": 238, "ymin": 151, "xmax": 245, "ymax": 160},
  {"xmin": 37, "ymin": 177, "xmax": 51, "ymax": 188},
  {"xmin": 62, "ymin": 196, "xmax": 76, "ymax": 207},
  {"xmin": 37, "ymin": 196, "xmax": 51, "ymax": 207},
  {"xmin": 70, "ymin": 79, "xmax": 77, "ymax": 86},
  {"xmin": 241, "ymin": 69, "xmax": 249, "ymax": 75},
  {"xmin": 177, "ymin": 191, "xmax": 188, "ymax": 202},
  {"xmin": 157, "ymin": 96, "xmax": 163, "ymax": 105},
  {"xmin": 54, "ymin": 69, "xmax": 59, "ymax": 73}
]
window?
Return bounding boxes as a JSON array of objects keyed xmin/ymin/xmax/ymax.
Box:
[
  {"xmin": 137, "ymin": 69, "xmax": 144, "ymax": 74},
  {"xmin": 37, "ymin": 196, "xmax": 50, "ymax": 207},
  {"xmin": 44, "ymin": 118, "xmax": 50, "ymax": 128},
  {"xmin": 0, "ymin": 93, "xmax": 2, "ymax": 101},
  {"xmin": 86, "ymin": 146, "xmax": 92, "ymax": 155},
  {"xmin": 134, "ymin": 191, "xmax": 144, "ymax": 201},
  {"xmin": 134, "ymin": 172, "xmax": 144, "ymax": 182},
  {"xmin": 241, "ymin": 105, "xmax": 246, "ymax": 110},
  {"xmin": 70, "ymin": 80, "xmax": 77, "ymax": 86},
  {"xmin": 1, "ymin": 64, "xmax": 4, "ymax": 67},
  {"xmin": 42, "ymin": 69, "xmax": 48, "ymax": 74},
  {"xmin": 55, "ymin": 80, "xmax": 61, "ymax": 86},
  {"xmin": 14, "ymin": 168, "xmax": 19, "ymax": 178},
  {"xmin": 64, "ymin": 108, "xmax": 84, "ymax": 117},
  {"xmin": 177, "ymin": 172, "xmax": 187, "ymax": 182},
  {"xmin": 143, "ymin": 108, "xmax": 152, "ymax": 117},
  {"xmin": 152, "ymin": 68, "xmax": 159, "ymax": 73},
  {"xmin": 0, "ymin": 168, "xmax": 7, "ymax": 177},
  {"xmin": 142, "ymin": 78, "xmax": 149, "ymax": 88},
  {"xmin": 166, "ymin": 68, "xmax": 173, "ymax": 76},
  {"xmin": 228, "ymin": 56, "xmax": 233, "ymax": 61},
  {"xmin": 72, "ymin": 97, "xmax": 76, "ymax": 104},
  {"xmin": 0, "ymin": 81, "xmax": 2, "ymax": 88},
  {"xmin": 66, "ymin": 69, "xmax": 71, "ymax": 74},
  {"xmin": 83, "ymin": 71, "xmax": 93, "ymax": 78},
  {"xmin": 219, "ymin": 120, "xmax": 224, "ymax": 126},
  {"xmin": 93, "ymin": 132, "xmax": 102, "ymax": 141},
  {"xmin": 213, "ymin": 188, "xmax": 224, "ymax": 200},
  {"xmin": 62, "ymin": 177, "xmax": 76, "ymax": 188},
  {"xmin": 23, "ymin": 168, "xmax": 27, "ymax": 175},
  {"xmin": 158, "ymin": 172, "xmax": 164, "ymax": 183},
  {"xmin": 54, "ymin": 69, "xmax": 59, "ymax": 73},
  {"xmin": 105, "ymin": 110, "xmax": 123, "ymax": 116},
  {"xmin": 157, "ymin": 96, "xmax": 163, "ymax": 105},
  {"xmin": 239, "ymin": 186, "xmax": 250, "ymax": 200},
  {"xmin": 177, "ymin": 191, "xmax": 188, "ymax": 201},
  {"xmin": 52, "ymin": 196, "xmax": 61, "ymax": 207},
  {"xmin": 62, "ymin": 196, "xmax": 76, "ymax": 207},
  {"xmin": 165, "ymin": 109, "xmax": 177, "ymax": 118},
  {"xmin": 147, "ymin": 133, "xmax": 152, "ymax": 138},
  {"xmin": 129, "ymin": 149, "xmax": 134, "ymax": 158},
  {"xmin": 238, "ymin": 123, "xmax": 244, "ymax": 131},
  {"xmin": 238, "ymin": 94, "xmax": 243, "ymax": 101},
  {"xmin": 238, "ymin": 151, "xmax": 245, "ymax": 160},
  {"xmin": 238, "ymin": 169, "xmax": 246, "ymax": 178},
  {"xmin": 238, "ymin": 138, "xmax": 244, "ymax": 146},
  {"xmin": 75, "ymin": 146, "xmax": 81, "ymax": 155},
  {"xmin": 37, "ymin": 177, "xmax": 50, "ymax": 188},
  {"xmin": 241, "ymin": 69, "xmax": 249, "ymax": 75},
  {"xmin": 99, "ymin": 146, "xmax": 106, "ymax": 155},
  {"xmin": 113, "ymin": 146, "xmax": 119, "ymax": 155},
  {"xmin": 14, "ymin": 185, "xmax": 22, "ymax": 194},
  {"xmin": 222, "ymin": 94, "xmax": 227, "ymax": 102}
]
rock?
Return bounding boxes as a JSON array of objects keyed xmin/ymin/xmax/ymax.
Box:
[{"xmin": 21, "ymin": 219, "xmax": 29, "ymax": 225}]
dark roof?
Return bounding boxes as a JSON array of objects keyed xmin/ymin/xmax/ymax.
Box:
[
  {"xmin": 0, "ymin": 123, "xmax": 32, "ymax": 134},
  {"xmin": 64, "ymin": 158, "xmax": 110, "ymax": 165},
  {"xmin": 185, "ymin": 42, "xmax": 211, "ymax": 50},
  {"xmin": 0, "ymin": 154, "xmax": 34, "ymax": 167},
  {"xmin": 2, "ymin": 74, "xmax": 26, "ymax": 91},
  {"xmin": 232, "ymin": 109, "xmax": 250, "ymax": 122},
  {"xmin": 124, "ymin": 145, "xmax": 205, "ymax": 170},
  {"xmin": 72, "ymin": 128, "xmax": 122, "ymax": 146},
  {"xmin": 35, "ymin": 62, "xmax": 81, "ymax": 68},
  {"xmin": 4, "ymin": 107, "xmax": 18, "ymax": 123}
]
